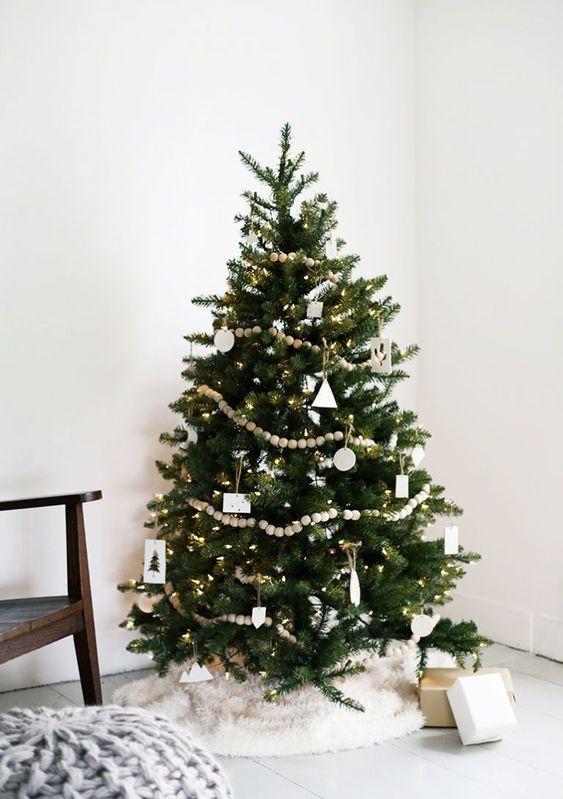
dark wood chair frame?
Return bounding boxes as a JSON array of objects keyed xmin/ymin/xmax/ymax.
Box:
[{"xmin": 0, "ymin": 491, "xmax": 103, "ymax": 704}]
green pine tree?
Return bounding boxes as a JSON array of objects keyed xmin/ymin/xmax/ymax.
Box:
[
  {"xmin": 148, "ymin": 549, "xmax": 160, "ymax": 576},
  {"xmin": 120, "ymin": 125, "xmax": 489, "ymax": 709}
]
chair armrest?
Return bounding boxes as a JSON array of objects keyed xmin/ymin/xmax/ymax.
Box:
[{"xmin": 0, "ymin": 491, "xmax": 102, "ymax": 512}]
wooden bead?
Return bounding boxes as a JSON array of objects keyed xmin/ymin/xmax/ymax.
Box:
[
  {"xmin": 247, "ymin": 518, "xmax": 256, "ymax": 527},
  {"xmin": 253, "ymin": 426, "xmax": 263, "ymax": 436},
  {"xmin": 328, "ymin": 508, "xmax": 338, "ymax": 519},
  {"xmin": 270, "ymin": 434, "xmax": 280, "ymax": 446},
  {"xmin": 279, "ymin": 438, "xmax": 288, "ymax": 448},
  {"xmin": 305, "ymin": 257, "xmax": 315, "ymax": 267},
  {"xmin": 266, "ymin": 524, "xmax": 275, "ymax": 535},
  {"xmin": 239, "ymin": 518, "xmax": 248, "ymax": 528},
  {"xmin": 311, "ymin": 344, "xmax": 321, "ymax": 354},
  {"xmin": 236, "ymin": 615, "xmax": 245, "ymax": 625},
  {"xmin": 315, "ymin": 436, "xmax": 325, "ymax": 446},
  {"xmin": 311, "ymin": 512, "xmax": 322, "ymax": 524},
  {"xmin": 213, "ymin": 511, "xmax": 222, "ymax": 521},
  {"xmin": 263, "ymin": 431, "xmax": 271, "ymax": 441},
  {"xmin": 244, "ymin": 328, "xmax": 252, "ymax": 337},
  {"xmin": 306, "ymin": 438, "xmax": 316, "ymax": 448},
  {"xmin": 288, "ymin": 439, "xmax": 298, "ymax": 449},
  {"xmin": 325, "ymin": 432, "xmax": 334, "ymax": 442},
  {"xmin": 333, "ymin": 431, "xmax": 344, "ymax": 441},
  {"xmin": 205, "ymin": 506, "xmax": 215, "ymax": 516},
  {"xmin": 293, "ymin": 339, "xmax": 302, "ymax": 349},
  {"xmin": 274, "ymin": 527, "xmax": 284, "ymax": 537},
  {"xmin": 300, "ymin": 515, "xmax": 311, "ymax": 526},
  {"xmin": 246, "ymin": 421, "xmax": 256, "ymax": 431},
  {"xmin": 288, "ymin": 252, "xmax": 296, "ymax": 260},
  {"xmin": 252, "ymin": 325, "xmax": 262, "ymax": 334},
  {"xmin": 278, "ymin": 253, "xmax": 288, "ymax": 263},
  {"xmin": 284, "ymin": 526, "xmax": 294, "ymax": 536},
  {"xmin": 320, "ymin": 511, "xmax": 329, "ymax": 522},
  {"xmin": 269, "ymin": 327, "xmax": 278, "ymax": 336},
  {"xmin": 227, "ymin": 613, "xmax": 236, "ymax": 623},
  {"xmin": 343, "ymin": 509, "xmax": 352, "ymax": 520},
  {"xmin": 297, "ymin": 439, "xmax": 307, "ymax": 449},
  {"xmin": 264, "ymin": 617, "xmax": 273, "ymax": 627},
  {"xmin": 270, "ymin": 252, "xmax": 279, "ymax": 262},
  {"xmin": 235, "ymin": 328, "xmax": 244, "ymax": 337},
  {"xmin": 291, "ymin": 521, "xmax": 303, "ymax": 532}
]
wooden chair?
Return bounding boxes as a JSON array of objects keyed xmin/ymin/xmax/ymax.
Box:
[{"xmin": 0, "ymin": 491, "xmax": 102, "ymax": 704}]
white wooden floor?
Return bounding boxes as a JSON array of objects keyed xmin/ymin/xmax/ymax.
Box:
[{"xmin": 1, "ymin": 644, "xmax": 561, "ymax": 798}]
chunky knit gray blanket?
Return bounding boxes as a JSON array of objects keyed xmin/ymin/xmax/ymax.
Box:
[{"xmin": 0, "ymin": 704, "xmax": 232, "ymax": 798}]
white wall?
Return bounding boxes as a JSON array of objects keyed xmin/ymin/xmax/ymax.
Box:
[
  {"xmin": 0, "ymin": 0, "xmax": 417, "ymax": 691},
  {"xmin": 416, "ymin": 0, "xmax": 563, "ymax": 657}
]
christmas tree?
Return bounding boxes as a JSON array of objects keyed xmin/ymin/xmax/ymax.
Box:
[
  {"xmin": 148, "ymin": 548, "xmax": 160, "ymax": 577},
  {"xmin": 120, "ymin": 125, "xmax": 488, "ymax": 708}
]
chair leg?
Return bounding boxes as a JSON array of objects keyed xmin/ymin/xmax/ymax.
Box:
[{"xmin": 74, "ymin": 620, "xmax": 102, "ymax": 705}]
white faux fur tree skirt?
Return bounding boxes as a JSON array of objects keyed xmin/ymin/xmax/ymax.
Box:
[{"xmin": 113, "ymin": 650, "xmax": 453, "ymax": 757}]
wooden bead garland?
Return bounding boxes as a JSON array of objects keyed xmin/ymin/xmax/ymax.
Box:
[
  {"xmin": 197, "ymin": 384, "xmax": 376, "ymax": 448},
  {"xmin": 188, "ymin": 497, "xmax": 365, "ymax": 537}
]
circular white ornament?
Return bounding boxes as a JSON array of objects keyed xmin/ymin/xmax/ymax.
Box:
[
  {"xmin": 136, "ymin": 593, "xmax": 156, "ymax": 613},
  {"xmin": 333, "ymin": 447, "xmax": 356, "ymax": 472},
  {"xmin": 410, "ymin": 614, "xmax": 439, "ymax": 638},
  {"xmin": 214, "ymin": 329, "xmax": 235, "ymax": 353}
]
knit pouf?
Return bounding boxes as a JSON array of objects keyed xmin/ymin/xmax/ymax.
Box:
[{"xmin": 0, "ymin": 704, "xmax": 232, "ymax": 799}]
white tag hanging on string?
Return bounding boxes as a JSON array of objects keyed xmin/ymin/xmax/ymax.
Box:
[
  {"xmin": 411, "ymin": 613, "xmax": 441, "ymax": 638},
  {"xmin": 214, "ymin": 329, "xmax": 235, "ymax": 353},
  {"xmin": 395, "ymin": 474, "xmax": 409, "ymax": 498},
  {"xmin": 325, "ymin": 236, "xmax": 338, "ymax": 259},
  {"xmin": 180, "ymin": 663, "xmax": 213, "ymax": 683},
  {"xmin": 222, "ymin": 493, "xmax": 251, "ymax": 513},
  {"xmin": 410, "ymin": 445, "xmax": 425, "ymax": 467},
  {"xmin": 186, "ymin": 426, "xmax": 198, "ymax": 445},
  {"xmin": 143, "ymin": 539, "xmax": 166, "ymax": 584},
  {"xmin": 333, "ymin": 446, "xmax": 356, "ymax": 471},
  {"xmin": 307, "ymin": 301, "xmax": 324, "ymax": 319},
  {"xmin": 370, "ymin": 337, "xmax": 392, "ymax": 374},
  {"xmin": 312, "ymin": 377, "xmax": 337, "ymax": 408},
  {"xmin": 349, "ymin": 569, "xmax": 361, "ymax": 606},
  {"xmin": 223, "ymin": 458, "xmax": 250, "ymax": 513},
  {"xmin": 252, "ymin": 606, "xmax": 266, "ymax": 628},
  {"xmin": 444, "ymin": 525, "xmax": 459, "ymax": 554}
]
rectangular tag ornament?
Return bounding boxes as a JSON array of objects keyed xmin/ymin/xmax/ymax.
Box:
[{"xmin": 143, "ymin": 539, "xmax": 166, "ymax": 583}]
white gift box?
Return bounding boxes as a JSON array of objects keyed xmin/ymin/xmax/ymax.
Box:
[{"xmin": 447, "ymin": 673, "xmax": 518, "ymax": 745}]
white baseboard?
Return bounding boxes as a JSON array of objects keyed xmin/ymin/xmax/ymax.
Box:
[{"xmin": 447, "ymin": 592, "xmax": 563, "ymax": 662}]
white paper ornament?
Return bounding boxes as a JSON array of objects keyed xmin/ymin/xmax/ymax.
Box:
[
  {"xmin": 333, "ymin": 447, "xmax": 356, "ymax": 471},
  {"xmin": 370, "ymin": 337, "xmax": 392, "ymax": 374},
  {"xmin": 325, "ymin": 236, "xmax": 338, "ymax": 259},
  {"xmin": 444, "ymin": 525, "xmax": 459, "ymax": 555},
  {"xmin": 395, "ymin": 474, "xmax": 409, "ymax": 498},
  {"xmin": 143, "ymin": 539, "xmax": 166, "ymax": 583},
  {"xmin": 180, "ymin": 662, "xmax": 213, "ymax": 683},
  {"xmin": 350, "ymin": 569, "xmax": 361, "ymax": 606},
  {"xmin": 389, "ymin": 432, "xmax": 398, "ymax": 450},
  {"xmin": 252, "ymin": 606, "xmax": 267, "ymax": 628},
  {"xmin": 136, "ymin": 593, "xmax": 156, "ymax": 613},
  {"xmin": 186, "ymin": 426, "xmax": 198, "ymax": 445},
  {"xmin": 312, "ymin": 378, "xmax": 337, "ymax": 408},
  {"xmin": 410, "ymin": 445, "xmax": 425, "ymax": 467},
  {"xmin": 411, "ymin": 613, "xmax": 441, "ymax": 638},
  {"xmin": 307, "ymin": 301, "xmax": 324, "ymax": 319},
  {"xmin": 222, "ymin": 493, "xmax": 251, "ymax": 514},
  {"xmin": 214, "ymin": 329, "xmax": 235, "ymax": 353},
  {"xmin": 243, "ymin": 230, "xmax": 259, "ymax": 245}
]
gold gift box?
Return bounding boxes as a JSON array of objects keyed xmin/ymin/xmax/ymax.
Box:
[{"xmin": 420, "ymin": 667, "xmax": 516, "ymax": 727}]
